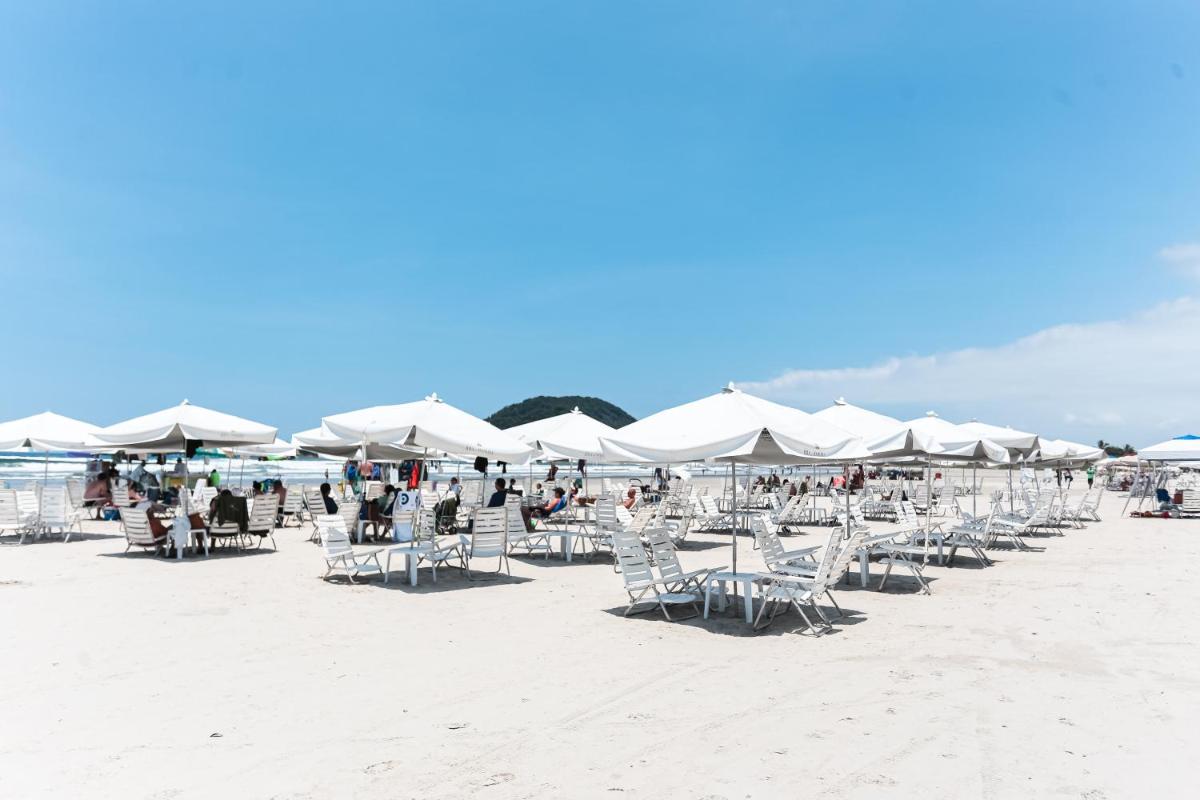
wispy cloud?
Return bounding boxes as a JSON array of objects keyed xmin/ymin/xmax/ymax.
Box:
[
  {"xmin": 1160, "ymin": 243, "xmax": 1200, "ymax": 279},
  {"xmin": 741, "ymin": 298, "xmax": 1200, "ymax": 446}
]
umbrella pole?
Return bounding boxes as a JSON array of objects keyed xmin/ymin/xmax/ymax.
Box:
[
  {"xmin": 845, "ymin": 463, "xmax": 851, "ymax": 539},
  {"xmin": 972, "ymin": 465, "xmax": 977, "ymax": 516},
  {"xmin": 730, "ymin": 459, "xmax": 738, "ymax": 575},
  {"xmin": 926, "ymin": 455, "xmax": 933, "ymax": 529}
]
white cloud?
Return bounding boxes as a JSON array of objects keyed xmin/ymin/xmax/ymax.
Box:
[
  {"xmin": 741, "ymin": 298, "xmax": 1200, "ymax": 447},
  {"xmin": 1160, "ymin": 243, "xmax": 1200, "ymax": 279}
]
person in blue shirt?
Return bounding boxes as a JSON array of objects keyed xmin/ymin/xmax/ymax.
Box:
[{"xmin": 531, "ymin": 487, "xmax": 566, "ymax": 519}]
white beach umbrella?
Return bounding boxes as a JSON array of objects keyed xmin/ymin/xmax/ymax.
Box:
[
  {"xmin": 810, "ymin": 400, "xmax": 946, "ymax": 461},
  {"xmin": 292, "ymin": 425, "xmax": 426, "ymax": 461},
  {"xmin": 956, "ymin": 420, "xmax": 1039, "ymax": 456},
  {"xmin": 601, "ymin": 383, "xmax": 869, "ymax": 586},
  {"xmin": 503, "ymin": 407, "xmax": 617, "ymax": 462},
  {"xmin": 0, "ymin": 411, "xmax": 101, "ymax": 451},
  {"xmin": 1028, "ymin": 438, "xmax": 1103, "ymax": 465},
  {"xmin": 601, "ymin": 384, "xmax": 867, "ymax": 466},
  {"xmin": 901, "ymin": 412, "xmax": 1010, "ymax": 463},
  {"xmin": 812, "ymin": 398, "xmax": 906, "ymax": 442},
  {"xmin": 322, "ymin": 393, "xmax": 534, "ymax": 465},
  {"xmin": 95, "ymin": 400, "xmax": 277, "ymax": 452},
  {"xmin": 0, "ymin": 411, "xmax": 104, "ymax": 485},
  {"xmin": 1138, "ymin": 435, "xmax": 1200, "ymax": 462}
]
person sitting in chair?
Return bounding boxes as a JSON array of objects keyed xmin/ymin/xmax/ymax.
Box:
[
  {"xmin": 486, "ymin": 478, "xmax": 508, "ymax": 508},
  {"xmin": 319, "ymin": 482, "xmax": 338, "ymax": 514},
  {"xmin": 531, "ymin": 487, "xmax": 567, "ymax": 519},
  {"xmin": 622, "ymin": 488, "xmax": 637, "ymax": 510}
]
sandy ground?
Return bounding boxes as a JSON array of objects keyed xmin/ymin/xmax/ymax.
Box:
[{"xmin": 2, "ymin": 479, "xmax": 1197, "ymax": 799}]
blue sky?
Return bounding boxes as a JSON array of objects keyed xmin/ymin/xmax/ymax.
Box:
[{"xmin": 2, "ymin": 1, "xmax": 1198, "ymax": 444}]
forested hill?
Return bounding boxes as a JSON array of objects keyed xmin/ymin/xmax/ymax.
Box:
[{"xmin": 486, "ymin": 396, "xmax": 636, "ymax": 429}]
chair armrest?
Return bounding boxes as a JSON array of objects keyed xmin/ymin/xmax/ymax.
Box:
[{"xmin": 780, "ymin": 546, "xmax": 820, "ymax": 559}]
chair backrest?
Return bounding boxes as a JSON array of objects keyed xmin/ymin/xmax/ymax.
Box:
[
  {"xmin": 364, "ymin": 481, "xmax": 383, "ymax": 501},
  {"xmin": 414, "ymin": 507, "xmax": 437, "ymax": 540},
  {"xmin": 827, "ymin": 530, "xmax": 868, "ymax": 583},
  {"xmin": 304, "ymin": 488, "xmax": 326, "ymax": 515},
  {"xmin": 628, "ymin": 505, "xmax": 655, "ymax": 534},
  {"xmin": 505, "ymin": 503, "xmax": 526, "ymax": 540},
  {"xmin": 337, "ymin": 502, "xmax": 359, "ymax": 533},
  {"xmin": 613, "ymin": 529, "xmax": 655, "ymax": 590},
  {"xmin": 751, "ymin": 514, "xmax": 789, "ymax": 568},
  {"xmin": 645, "ymin": 528, "xmax": 688, "ymax": 585},
  {"xmin": 595, "ymin": 497, "xmax": 618, "ymax": 529},
  {"xmin": 470, "ymin": 507, "xmax": 507, "ymax": 557},
  {"xmin": 248, "ymin": 495, "xmax": 279, "ymax": 531},
  {"xmin": 121, "ymin": 508, "xmax": 157, "ymax": 545},
  {"xmin": 316, "ymin": 515, "xmax": 352, "ymax": 557},
  {"xmin": 504, "ymin": 493, "xmax": 522, "ymax": 507},
  {"xmin": 281, "ymin": 487, "xmax": 305, "ymax": 513},
  {"xmin": 807, "ymin": 528, "xmax": 845, "ymax": 590},
  {"xmin": 40, "ymin": 486, "xmax": 68, "ymax": 525},
  {"xmin": 65, "ymin": 478, "xmax": 85, "ymax": 509},
  {"xmin": 0, "ymin": 490, "xmax": 21, "ymax": 526},
  {"xmin": 16, "ymin": 489, "xmax": 39, "ymax": 519}
]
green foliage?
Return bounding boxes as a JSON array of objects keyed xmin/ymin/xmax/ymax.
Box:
[
  {"xmin": 1096, "ymin": 439, "xmax": 1135, "ymax": 457},
  {"xmin": 487, "ymin": 396, "xmax": 636, "ymax": 430}
]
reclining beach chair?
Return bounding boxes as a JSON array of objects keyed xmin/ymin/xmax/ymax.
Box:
[
  {"xmin": 753, "ymin": 528, "xmax": 850, "ymax": 635},
  {"xmin": 460, "ymin": 507, "xmax": 510, "ymax": 580},
  {"xmin": 506, "ymin": 495, "xmax": 553, "ymax": 560},
  {"xmin": 122, "ymin": 507, "xmax": 168, "ymax": 556},
  {"xmin": 411, "ymin": 507, "xmax": 463, "ymax": 580},
  {"xmin": 751, "ymin": 514, "xmax": 821, "ymax": 570},
  {"xmin": 613, "ymin": 529, "xmax": 702, "ymax": 621},
  {"xmin": 644, "ymin": 528, "xmax": 722, "ymax": 595},
  {"xmin": 317, "ymin": 515, "xmax": 383, "ymax": 582},
  {"xmin": 247, "ymin": 495, "xmax": 279, "ymax": 549},
  {"xmin": 941, "ymin": 513, "xmax": 994, "ymax": 567},
  {"xmin": 278, "ymin": 486, "xmax": 305, "ymax": 526},
  {"xmin": 587, "ymin": 497, "xmax": 621, "ymax": 560}
]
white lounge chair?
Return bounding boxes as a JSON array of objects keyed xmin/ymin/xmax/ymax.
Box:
[
  {"xmin": 460, "ymin": 507, "xmax": 509, "ymax": 579},
  {"xmin": 613, "ymin": 529, "xmax": 701, "ymax": 621},
  {"xmin": 505, "ymin": 496, "xmax": 553, "ymax": 559},
  {"xmin": 247, "ymin": 495, "xmax": 279, "ymax": 549},
  {"xmin": 317, "ymin": 515, "xmax": 383, "ymax": 582},
  {"xmin": 278, "ymin": 486, "xmax": 306, "ymax": 526},
  {"xmin": 122, "ymin": 507, "xmax": 168, "ymax": 555},
  {"xmin": 39, "ymin": 486, "xmax": 73, "ymax": 543},
  {"xmin": 753, "ymin": 529, "xmax": 847, "ymax": 635}
]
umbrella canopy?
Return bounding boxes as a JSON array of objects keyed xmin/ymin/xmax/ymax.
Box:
[
  {"xmin": 810, "ymin": 399, "xmax": 946, "ymax": 460},
  {"xmin": 812, "ymin": 398, "xmax": 906, "ymax": 441},
  {"xmin": 504, "ymin": 407, "xmax": 618, "ymax": 462},
  {"xmin": 900, "ymin": 412, "xmax": 1011, "ymax": 464},
  {"xmin": 322, "ymin": 393, "xmax": 534, "ymax": 464},
  {"xmin": 1138, "ymin": 434, "xmax": 1200, "ymax": 462},
  {"xmin": 1029, "ymin": 438, "xmax": 1104, "ymax": 466},
  {"xmin": 94, "ymin": 400, "xmax": 277, "ymax": 452},
  {"xmin": 600, "ymin": 383, "xmax": 869, "ymax": 465},
  {"xmin": 292, "ymin": 425, "xmax": 426, "ymax": 461},
  {"xmin": 957, "ymin": 420, "xmax": 1039, "ymax": 456},
  {"xmin": 0, "ymin": 411, "xmax": 101, "ymax": 451},
  {"xmin": 226, "ymin": 437, "xmax": 298, "ymax": 459}
]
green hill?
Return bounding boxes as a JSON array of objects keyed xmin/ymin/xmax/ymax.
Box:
[{"xmin": 487, "ymin": 396, "xmax": 636, "ymax": 430}]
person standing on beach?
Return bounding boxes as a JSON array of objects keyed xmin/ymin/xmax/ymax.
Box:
[
  {"xmin": 1064, "ymin": 469, "xmax": 1074, "ymax": 489},
  {"xmin": 1086, "ymin": 466, "xmax": 1095, "ymax": 489}
]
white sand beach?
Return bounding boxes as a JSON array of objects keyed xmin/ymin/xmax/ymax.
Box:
[{"xmin": 2, "ymin": 481, "xmax": 1196, "ymax": 799}]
